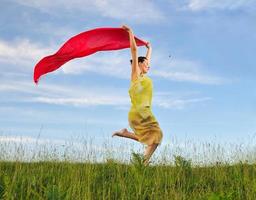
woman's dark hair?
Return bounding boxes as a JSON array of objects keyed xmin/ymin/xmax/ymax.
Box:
[{"xmin": 130, "ymin": 56, "xmax": 147, "ymax": 64}]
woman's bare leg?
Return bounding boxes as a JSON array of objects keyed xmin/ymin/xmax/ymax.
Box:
[
  {"xmin": 112, "ymin": 128, "xmax": 139, "ymax": 142},
  {"xmin": 143, "ymin": 143, "xmax": 159, "ymax": 166}
]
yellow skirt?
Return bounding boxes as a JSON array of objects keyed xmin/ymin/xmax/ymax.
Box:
[{"xmin": 128, "ymin": 106, "xmax": 163, "ymax": 145}]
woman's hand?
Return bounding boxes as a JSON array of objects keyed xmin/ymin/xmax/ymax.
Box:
[
  {"xmin": 146, "ymin": 42, "xmax": 151, "ymax": 49},
  {"xmin": 121, "ymin": 25, "xmax": 132, "ymax": 33}
]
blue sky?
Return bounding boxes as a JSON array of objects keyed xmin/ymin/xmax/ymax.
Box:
[{"xmin": 0, "ymin": 0, "xmax": 256, "ymax": 162}]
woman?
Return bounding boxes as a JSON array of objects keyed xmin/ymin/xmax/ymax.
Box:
[{"xmin": 112, "ymin": 25, "xmax": 163, "ymax": 166}]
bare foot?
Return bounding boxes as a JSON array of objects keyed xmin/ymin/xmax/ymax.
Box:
[{"xmin": 112, "ymin": 128, "xmax": 128, "ymax": 137}]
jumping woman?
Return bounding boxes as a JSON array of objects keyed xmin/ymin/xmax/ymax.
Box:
[{"xmin": 112, "ymin": 25, "xmax": 163, "ymax": 166}]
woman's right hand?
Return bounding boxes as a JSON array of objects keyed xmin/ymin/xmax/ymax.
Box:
[{"xmin": 121, "ymin": 25, "xmax": 132, "ymax": 33}]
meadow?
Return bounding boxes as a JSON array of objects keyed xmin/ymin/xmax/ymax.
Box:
[{"xmin": 0, "ymin": 135, "xmax": 256, "ymax": 200}]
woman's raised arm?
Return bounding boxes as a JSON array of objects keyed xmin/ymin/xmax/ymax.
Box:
[
  {"xmin": 145, "ymin": 42, "xmax": 152, "ymax": 66},
  {"xmin": 122, "ymin": 25, "xmax": 139, "ymax": 80}
]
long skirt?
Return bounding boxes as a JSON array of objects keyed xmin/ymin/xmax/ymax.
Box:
[{"xmin": 128, "ymin": 106, "xmax": 163, "ymax": 146}]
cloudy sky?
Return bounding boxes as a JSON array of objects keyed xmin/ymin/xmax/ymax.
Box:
[{"xmin": 0, "ymin": 0, "xmax": 256, "ymax": 158}]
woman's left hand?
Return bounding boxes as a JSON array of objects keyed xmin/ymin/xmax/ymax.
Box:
[{"xmin": 146, "ymin": 42, "xmax": 151, "ymax": 49}]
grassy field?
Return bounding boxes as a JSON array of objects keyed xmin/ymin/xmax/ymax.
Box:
[
  {"xmin": 1, "ymin": 153, "xmax": 256, "ymax": 200},
  {"xmin": 0, "ymin": 135, "xmax": 256, "ymax": 200}
]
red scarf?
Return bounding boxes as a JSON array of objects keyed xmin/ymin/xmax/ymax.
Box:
[{"xmin": 33, "ymin": 27, "xmax": 147, "ymax": 84}]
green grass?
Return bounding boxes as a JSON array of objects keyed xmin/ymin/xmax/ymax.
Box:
[
  {"xmin": 1, "ymin": 134, "xmax": 256, "ymax": 199},
  {"xmin": 1, "ymin": 153, "xmax": 256, "ymax": 200}
]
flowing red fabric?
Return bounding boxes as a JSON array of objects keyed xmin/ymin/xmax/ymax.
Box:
[{"xmin": 33, "ymin": 27, "xmax": 147, "ymax": 84}]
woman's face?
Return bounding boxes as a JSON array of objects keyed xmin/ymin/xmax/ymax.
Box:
[{"xmin": 139, "ymin": 59, "xmax": 150, "ymax": 74}]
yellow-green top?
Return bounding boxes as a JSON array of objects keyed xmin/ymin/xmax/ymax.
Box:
[{"xmin": 128, "ymin": 74, "xmax": 153, "ymax": 109}]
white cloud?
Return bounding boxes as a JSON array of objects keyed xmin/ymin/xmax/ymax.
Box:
[
  {"xmin": 153, "ymin": 70, "xmax": 223, "ymax": 85},
  {"xmin": 151, "ymin": 53, "xmax": 226, "ymax": 85},
  {"xmin": 27, "ymin": 95, "xmax": 212, "ymax": 110},
  {"xmin": 0, "ymin": 39, "xmax": 51, "ymax": 63},
  {"xmin": 0, "ymin": 78, "xmax": 129, "ymax": 106},
  {"xmin": 0, "ymin": 38, "xmax": 226, "ymax": 85},
  {"xmin": 13, "ymin": 0, "xmax": 165, "ymax": 23},
  {"xmin": 0, "ymin": 135, "xmax": 65, "ymax": 145},
  {"xmin": 0, "ymin": 79, "xmax": 83, "ymax": 97},
  {"xmin": 36, "ymin": 23, "xmax": 79, "ymax": 42},
  {"xmin": 187, "ymin": 0, "xmax": 256, "ymax": 11},
  {"xmin": 0, "ymin": 38, "xmax": 54, "ymax": 73},
  {"xmin": 91, "ymin": 0, "xmax": 165, "ymax": 23},
  {"xmin": 28, "ymin": 96, "xmax": 129, "ymax": 107},
  {"xmin": 0, "ymin": 136, "xmax": 103, "ymax": 148},
  {"xmin": 154, "ymin": 90, "xmax": 212, "ymax": 109},
  {"xmin": 0, "ymin": 77, "xmax": 211, "ymax": 109},
  {"xmin": 155, "ymin": 96, "xmax": 212, "ymax": 109}
]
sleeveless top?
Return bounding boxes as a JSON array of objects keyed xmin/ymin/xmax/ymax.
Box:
[{"xmin": 128, "ymin": 74, "xmax": 153, "ymax": 110}]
